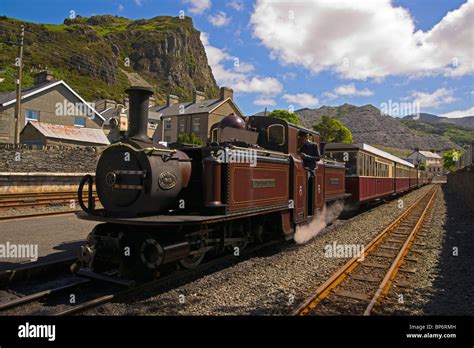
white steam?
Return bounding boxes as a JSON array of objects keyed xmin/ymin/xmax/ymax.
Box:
[{"xmin": 294, "ymin": 201, "xmax": 345, "ymax": 244}]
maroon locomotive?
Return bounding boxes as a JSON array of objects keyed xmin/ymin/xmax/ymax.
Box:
[{"xmin": 74, "ymin": 87, "xmax": 347, "ymax": 280}]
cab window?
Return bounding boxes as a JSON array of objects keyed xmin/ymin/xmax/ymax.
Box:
[{"xmin": 267, "ymin": 124, "xmax": 285, "ymax": 145}]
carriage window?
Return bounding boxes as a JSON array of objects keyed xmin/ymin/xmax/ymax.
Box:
[
  {"xmin": 267, "ymin": 124, "xmax": 285, "ymax": 145},
  {"xmin": 365, "ymin": 155, "xmax": 370, "ymax": 176},
  {"xmin": 346, "ymin": 152, "xmax": 356, "ymax": 176}
]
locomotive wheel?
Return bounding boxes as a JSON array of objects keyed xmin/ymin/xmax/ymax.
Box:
[{"xmin": 178, "ymin": 252, "xmax": 206, "ymax": 269}]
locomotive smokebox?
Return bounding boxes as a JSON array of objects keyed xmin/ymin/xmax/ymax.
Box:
[
  {"xmin": 125, "ymin": 86, "xmax": 154, "ymax": 143},
  {"xmin": 93, "ymin": 87, "xmax": 192, "ymax": 217}
]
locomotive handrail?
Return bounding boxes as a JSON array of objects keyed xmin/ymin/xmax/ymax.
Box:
[
  {"xmin": 227, "ymin": 145, "xmax": 291, "ymax": 158},
  {"xmin": 99, "ymin": 142, "xmax": 177, "ymax": 155},
  {"xmin": 78, "ymin": 174, "xmax": 96, "ymax": 215}
]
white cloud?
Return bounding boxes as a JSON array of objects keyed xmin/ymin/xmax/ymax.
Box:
[
  {"xmin": 410, "ymin": 88, "xmax": 456, "ymax": 109},
  {"xmin": 333, "ymin": 84, "xmax": 374, "ymax": 97},
  {"xmin": 250, "ymin": 0, "xmax": 474, "ymax": 80},
  {"xmin": 280, "ymin": 72, "xmax": 296, "ymax": 81},
  {"xmin": 183, "ymin": 0, "xmax": 211, "ymax": 15},
  {"xmin": 228, "ymin": 0, "xmax": 244, "ymax": 11},
  {"xmin": 322, "ymin": 84, "xmax": 373, "ymax": 99},
  {"xmin": 441, "ymin": 106, "xmax": 474, "ymax": 118},
  {"xmin": 254, "ymin": 98, "xmax": 276, "ymax": 106},
  {"xmin": 201, "ymin": 32, "xmax": 283, "ymax": 95},
  {"xmin": 233, "ymin": 62, "xmax": 254, "ymax": 74},
  {"xmin": 118, "ymin": 4, "xmax": 124, "ymax": 11},
  {"xmin": 321, "ymin": 91, "xmax": 338, "ymax": 100},
  {"xmin": 134, "ymin": 0, "xmax": 143, "ymax": 6},
  {"xmin": 282, "ymin": 93, "xmax": 319, "ymax": 108},
  {"xmin": 208, "ymin": 11, "xmax": 231, "ymax": 27}
]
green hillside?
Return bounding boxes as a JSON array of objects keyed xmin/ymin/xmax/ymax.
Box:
[
  {"xmin": 401, "ymin": 119, "xmax": 474, "ymax": 147},
  {"xmin": 0, "ymin": 15, "xmax": 219, "ymax": 103}
]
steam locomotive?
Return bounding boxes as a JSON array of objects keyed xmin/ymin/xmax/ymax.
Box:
[{"xmin": 75, "ymin": 87, "xmax": 348, "ymax": 280}]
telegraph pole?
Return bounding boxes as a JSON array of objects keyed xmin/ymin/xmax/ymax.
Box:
[{"xmin": 14, "ymin": 24, "xmax": 24, "ymax": 144}]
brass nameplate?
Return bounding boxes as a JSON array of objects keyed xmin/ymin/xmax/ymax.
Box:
[
  {"xmin": 252, "ymin": 179, "xmax": 276, "ymax": 188},
  {"xmin": 329, "ymin": 178, "xmax": 340, "ymax": 185}
]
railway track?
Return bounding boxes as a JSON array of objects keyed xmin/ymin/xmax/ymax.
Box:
[
  {"xmin": 0, "ymin": 191, "xmax": 97, "ymax": 210},
  {"xmin": 0, "ymin": 191, "xmax": 97, "ymax": 220},
  {"xmin": 0, "ymin": 240, "xmax": 279, "ymax": 316},
  {"xmin": 293, "ymin": 185, "xmax": 438, "ymax": 316}
]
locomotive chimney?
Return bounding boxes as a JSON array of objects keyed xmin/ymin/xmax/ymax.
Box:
[{"xmin": 125, "ymin": 86, "xmax": 154, "ymax": 142}]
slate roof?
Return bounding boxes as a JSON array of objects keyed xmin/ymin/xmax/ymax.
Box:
[
  {"xmin": 148, "ymin": 98, "xmax": 238, "ymax": 120},
  {"xmin": 417, "ymin": 150, "xmax": 442, "ymax": 159},
  {"xmin": 0, "ymin": 80, "xmax": 104, "ymax": 122},
  {"xmin": 25, "ymin": 121, "xmax": 110, "ymax": 145},
  {"xmin": 0, "ymin": 81, "xmax": 58, "ymax": 105}
]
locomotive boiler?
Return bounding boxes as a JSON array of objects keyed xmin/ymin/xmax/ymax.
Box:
[{"xmin": 75, "ymin": 86, "xmax": 348, "ymax": 280}]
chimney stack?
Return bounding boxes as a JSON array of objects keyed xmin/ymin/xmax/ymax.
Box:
[
  {"xmin": 123, "ymin": 97, "xmax": 129, "ymax": 109},
  {"xmin": 167, "ymin": 94, "xmax": 179, "ymax": 107},
  {"xmin": 220, "ymin": 87, "xmax": 233, "ymax": 100},
  {"xmin": 193, "ymin": 90, "xmax": 206, "ymax": 103},
  {"xmin": 125, "ymin": 86, "xmax": 154, "ymax": 143},
  {"xmin": 34, "ymin": 70, "xmax": 54, "ymax": 85}
]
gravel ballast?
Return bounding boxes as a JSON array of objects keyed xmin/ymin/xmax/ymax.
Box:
[{"xmin": 87, "ymin": 185, "xmax": 436, "ymax": 316}]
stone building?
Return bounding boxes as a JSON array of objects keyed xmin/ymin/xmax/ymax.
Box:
[
  {"xmin": 406, "ymin": 149, "xmax": 443, "ymax": 173},
  {"xmin": 0, "ymin": 71, "xmax": 104, "ymax": 144},
  {"xmin": 20, "ymin": 121, "xmax": 109, "ymax": 147},
  {"xmin": 149, "ymin": 87, "xmax": 243, "ymax": 143}
]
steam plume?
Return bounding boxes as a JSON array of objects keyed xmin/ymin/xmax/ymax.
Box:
[{"xmin": 294, "ymin": 201, "xmax": 344, "ymax": 244}]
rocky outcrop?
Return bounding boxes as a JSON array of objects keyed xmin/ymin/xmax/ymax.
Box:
[
  {"xmin": 296, "ymin": 104, "xmax": 460, "ymax": 150},
  {"xmin": 0, "ymin": 15, "xmax": 219, "ymax": 102}
]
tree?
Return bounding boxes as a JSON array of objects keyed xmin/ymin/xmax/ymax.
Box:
[
  {"xmin": 268, "ymin": 109, "xmax": 302, "ymax": 126},
  {"xmin": 313, "ymin": 116, "xmax": 352, "ymax": 144},
  {"xmin": 419, "ymin": 163, "xmax": 426, "ymax": 171},
  {"xmin": 177, "ymin": 133, "xmax": 204, "ymax": 145},
  {"xmin": 442, "ymin": 149, "xmax": 462, "ymax": 173}
]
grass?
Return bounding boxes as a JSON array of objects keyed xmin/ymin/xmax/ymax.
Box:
[{"xmin": 0, "ymin": 14, "xmax": 217, "ymax": 103}]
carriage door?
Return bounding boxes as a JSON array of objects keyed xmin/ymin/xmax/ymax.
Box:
[
  {"xmin": 292, "ymin": 158, "xmax": 307, "ymax": 223},
  {"xmin": 315, "ymin": 165, "xmax": 324, "ymax": 215}
]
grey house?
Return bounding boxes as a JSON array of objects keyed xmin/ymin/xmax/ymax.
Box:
[{"xmin": 0, "ymin": 71, "xmax": 104, "ymax": 144}]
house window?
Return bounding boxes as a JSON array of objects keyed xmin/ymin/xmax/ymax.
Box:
[
  {"xmin": 211, "ymin": 127, "xmax": 219, "ymax": 142},
  {"xmin": 148, "ymin": 121, "xmax": 158, "ymax": 130},
  {"xmin": 164, "ymin": 136, "xmax": 171, "ymax": 142},
  {"xmin": 74, "ymin": 116, "xmax": 86, "ymax": 127},
  {"xmin": 179, "ymin": 119, "xmax": 185, "ymax": 133},
  {"xmin": 25, "ymin": 109, "xmax": 39, "ymax": 123},
  {"xmin": 165, "ymin": 119, "xmax": 172, "ymax": 129},
  {"xmin": 193, "ymin": 118, "xmax": 200, "ymax": 132}
]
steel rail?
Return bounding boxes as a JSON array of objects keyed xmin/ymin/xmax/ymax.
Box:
[
  {"xmin": 363, "ymin": 186, "xmax": 438, "ymax": 315},
  {"xmin": 293, "ymin": 185, "xmax": 437, "ymax": 316}
]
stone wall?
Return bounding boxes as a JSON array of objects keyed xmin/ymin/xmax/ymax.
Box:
[
  {"xmin": 445, "ymin": 165, "xmax": 474, "ymax": 210},
  {"xmin": 0, "ymin": 143, "xmax": 100, "ymax": 173}
]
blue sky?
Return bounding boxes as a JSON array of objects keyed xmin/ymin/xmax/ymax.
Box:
[{"xmin": 1, "ymin": 0, "xmax": 473, "ymax": 117}]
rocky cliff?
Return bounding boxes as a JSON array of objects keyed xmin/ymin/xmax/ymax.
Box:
[{"xmin": 0, "ymin": 15, "xmax": 219, "ymax": 103}]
